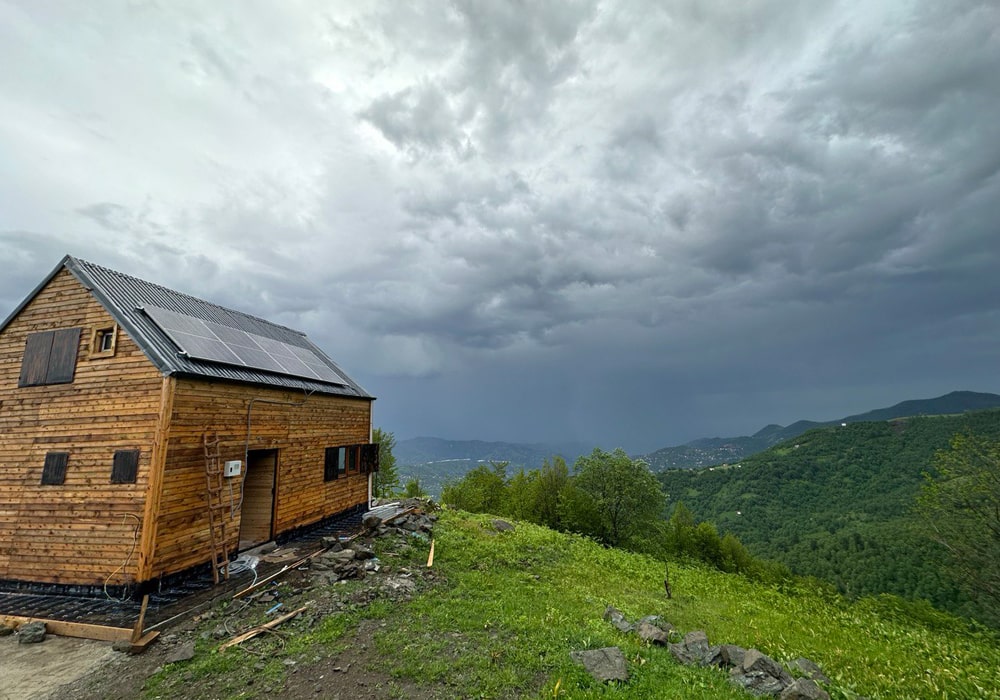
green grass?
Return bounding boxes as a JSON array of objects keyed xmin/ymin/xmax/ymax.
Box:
[{"xmin": 145, "ymin": 510, "xmax": 1000, "ymax": 699}]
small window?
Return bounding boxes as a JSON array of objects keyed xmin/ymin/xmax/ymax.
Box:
[
  {"xmin": 91, "ymin": 325, "xmax": 118, "ymax": 357},
  {"xmin": 111, "ymin": 450, "xmax": 140, "ymax": 484},
  {"xmin": 18, "ymin": 328, "xmax": 81, "ymax": 387},
  {"xmin": 41, "ymin": 452, "xmax": 69, "ymax": 485},
  {"xmin": 324, "ymin": 446, "xmax": 355, "ymax": 481}
]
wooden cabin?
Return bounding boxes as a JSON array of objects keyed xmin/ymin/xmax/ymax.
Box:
[{"xmin": 0, "ymin": 255, "xmax": 377, "ymax": 592}]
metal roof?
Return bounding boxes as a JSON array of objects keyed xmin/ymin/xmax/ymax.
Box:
[{"xmin": 3, "ymin": 255, "xmax": 373, "ymax": 399}]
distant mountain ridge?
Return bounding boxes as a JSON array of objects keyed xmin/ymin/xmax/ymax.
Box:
[{"xmin": 643, "ymin": 390, "xmax": 1000, "ymax": 470}]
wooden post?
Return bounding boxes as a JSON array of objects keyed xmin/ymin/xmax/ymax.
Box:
[
  {"xmin": 131, "ymin": 594, "xmax": 150, "ymax": 643},
  {"xmin": 136, "ymin": 376, "xmax": 175, "ymax": 582}
]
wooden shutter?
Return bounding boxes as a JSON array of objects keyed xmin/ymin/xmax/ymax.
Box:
[
  {"xmin": 41, "ymin": 452, "xmax": 69, "ymax": 485},
  {"xmin": 360, "ymin": 443, "xmax": 379, "ymax": 473},
  {"xmin": 45, "ymin": 328, "xmax": 81, "ymax": 384},
  {"xmin": 324, "ymin": 447, "xmax": 338, "ymax": 481},
  {"xmin": 18, "ymin": 331, "xmax": 54, "ymax": 387},
  {"xmin": 111, "ymin": 450, "xmax": 140, "ymax": 484},
  {"xmin": 18, "ymin": 328, "xmax": 81, "ymax": 387}
]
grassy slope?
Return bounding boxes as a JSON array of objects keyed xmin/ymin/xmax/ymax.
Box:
[{"xmin": 145, "ymin": 511, "xmax": 1000, "ymax": 699}]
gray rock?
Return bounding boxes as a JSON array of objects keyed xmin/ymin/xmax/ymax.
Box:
[
  {"xmin": 668, "ymin": 632, "xmax": 719, "ymax": 667},
  {"xmin": 492, "ymin": 518, "xmax": 515, "ymax": 532},
  {"xmin": 719, "ymin": 644, "xmax": 747, "ymax": 669},
  {"xmin": 602, "ymin": 605, "xmax": 633, "ymax": 633},
  {"xmin": 728, "ymin": 649, "xmax": 793, "ymax": 696},
  {"xmin": 669, "ymin": 642, "xmax": 700, "ymax": 666},
  {"xmin": 731, "ymin": 669, "xmax": 789, "ymax": 696},
  {"xmin": 635, "ymin": 619, "xmax": 669, "ymax": 645},
  {"xmin": 788, "ymin": 657, "xmax": 831, "ymax": 684},
  {"xmin": 17, "ymin": 621, "xmax": 46, "ymax": 644},
  {"xmin": 637, "ymin": 614, "xmax": 673, "ymax": 632},
  {"xmin": 112, "ymin": 639, "xmax": 134, "ymax": 654},
  {"xmin": 328, "ymin": 548, "xmax": 356, "ymax": 563},
  {"xmin": 0, "ymin": 623, "xmax": 14, "ymax": 637},
  {"xmin": 354, "ymin": 545, "xmax": 376, "ymax": 560},
  {"xmin": 164, "ymin": 641, "xmax": 195, "ymax": 664},
  {"xmin": 362, "ymin": 513, "xmax": 382, "ymax": 530},
  {"xmin": 322, "ymin": 536, "xmax": 344, "ymax": 551},
  {"xmin": 780, "ymin": 678, "xmax": 830, "ymax": 700},
  {"xmin": 570, "ymin": 646, "xmax": 629, "ymax": 682},
  {"xmin": 743, "ymin": 649, "xmax": 793, "ymax": 685},
  {"xmin": 702, "ymin": 645, "xmax": 723, "ymax": 667}
]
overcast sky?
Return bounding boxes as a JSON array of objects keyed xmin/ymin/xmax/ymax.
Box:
[{"xmin": 2, "ymin": 1, "xmax": 998, "ymax": 452}]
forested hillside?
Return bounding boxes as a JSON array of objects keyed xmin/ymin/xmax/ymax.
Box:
[
  {"xmin": 644, "ymin": 391, "xmax": 1000, "ymax": 471},
  {"xmin": 659, "ymin": 408, "xmax": 1000, "ymax": 622}
]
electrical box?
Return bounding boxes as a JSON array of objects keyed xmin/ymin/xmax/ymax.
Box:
[{"xmin": 223, "ymin": 460, "xmax": 242, "ymax": 477}]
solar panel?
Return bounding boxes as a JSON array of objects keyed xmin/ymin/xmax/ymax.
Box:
[{"xmin": 143, "ymin": 305, "xmax": 347, "ymax": 386}]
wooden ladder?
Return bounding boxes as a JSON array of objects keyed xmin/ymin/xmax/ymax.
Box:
[{"xmin": 203, "ymin": 432, "xmax": 230, "ymax": 584}]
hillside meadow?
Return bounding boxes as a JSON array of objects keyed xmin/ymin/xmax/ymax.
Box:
[{"xmin": 140, "ymin": 509, "xmax": 1000, "ymax": 699}]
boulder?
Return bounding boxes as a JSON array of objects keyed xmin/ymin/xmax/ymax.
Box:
[
  {"xmin": 743, "ymin": 649, "xmax": 793, "ymax": 685},
  {"xmin": 683, "ymin": 630, "xmax": 710, "ymax": 658},
  {"xmin": 788, "ymin": 657, "xmax": 831, "ymax": 684},
  {"xmin": 635, "ymin": 619, "xmax": 669, "ymax": 645},
  {"xmin": 362, "ymin": 513, "xmax": 382, "ymax": 531},
  {"xmin": 729, "ymin": 648, "xmax": 793, "ymax": 696},
  {"xmin": 719, "ymin": 644, "xmax": 747, "ymax": 669},
  {"xmin": 731, "ymin": 669, "xmax": 789, "ymax": 696},
  {"xmin": 569, "ymin": 647, "xmax": 629, "ymax": 682},
  {"xmin": 0, "ymin": 623, "xmax": 15, "ymax": 637},
  {"xmin": 492, "ymin": 519, "xmax": 515, "ymax": 532},
  {"xmin": 779, "ymin": 678, "xmax": 830, "ymax": 700},
  {"xmin": 17, "ymin": 621, "xmax": 46, "ymax": 644},
  {"xmin": 602, "ymin": 605, "xmax": 633, "ymax": 633}
]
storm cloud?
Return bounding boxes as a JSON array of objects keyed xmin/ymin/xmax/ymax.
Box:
[{"xmin": 2, "ymin": 0, "xmax": 998, "ymax": 451}]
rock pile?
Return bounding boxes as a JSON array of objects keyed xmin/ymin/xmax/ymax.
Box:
[{"xmin": 597, "ymin": 605, "xmax": 834, "ymax": 699}]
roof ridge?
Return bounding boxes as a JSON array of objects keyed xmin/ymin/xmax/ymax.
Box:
[{"xmin": 68, "ymin": 255, "xmax": 305, "ymax": 336}]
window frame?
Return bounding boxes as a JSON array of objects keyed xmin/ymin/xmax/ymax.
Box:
[{"xmin": 90, "ymin": 325, "xmax": 118, "ymax": 358}]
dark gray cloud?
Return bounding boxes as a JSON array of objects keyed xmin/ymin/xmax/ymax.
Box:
[{"xmin": 2, "ymin": 1, "xmax": 999, "ymax": 452}]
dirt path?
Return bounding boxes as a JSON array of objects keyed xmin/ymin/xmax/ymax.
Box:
[{"xmin": 0, "ymin": 635, "xmax": 115, "ymax": 700}]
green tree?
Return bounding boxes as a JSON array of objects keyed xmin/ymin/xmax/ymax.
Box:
[
  {"xmin": 918, "ymin": 433, "xmax": 1000, "ymax": 623},
  {"xmin": 402, "ymin": 477, "xmax": 427, "ymax": 498},
  {"xmin": 571, "ymin": 448, "xmax": 665, "ymax": 547},
  {"xmin": 536, "ymin": 456, "xmax": 570, "ymax": 529},
  {"xmin": 372, "ymin": 427, "xmax": 400, "ymax": 498},
  {"xmin": 441, "ymin": 461, "xmax": 509, "ymax": 514}
]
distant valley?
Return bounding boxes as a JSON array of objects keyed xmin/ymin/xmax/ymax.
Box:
[
  {"xmin": 396, "ymin": 391, "xmax": 1000, "ymax": 496},
  {"xmin": 395, "ymin": 437, "xmax": 593, "ymax": 497}
]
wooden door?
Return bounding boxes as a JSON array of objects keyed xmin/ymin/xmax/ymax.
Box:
[{"xmin": 239, "ymin": 449, "xmax": 277, "ymax": 549}]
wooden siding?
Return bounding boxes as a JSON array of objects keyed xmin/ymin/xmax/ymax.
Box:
[
  {"xmin": 0, "ymin": 269, "xmax": 163, "ymax": 585},
  {"xmin": 151, "ymin": 378, "xmax": 371, "ymax": 579}
]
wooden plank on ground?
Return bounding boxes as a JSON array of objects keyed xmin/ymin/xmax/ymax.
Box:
[
  {"xmin": 1, "ymin": 615, "xmax": 133, "ymax": 642},
  {"xmin": 218, "ymin": 604, "xmax": 310, "ymax": 651}
]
